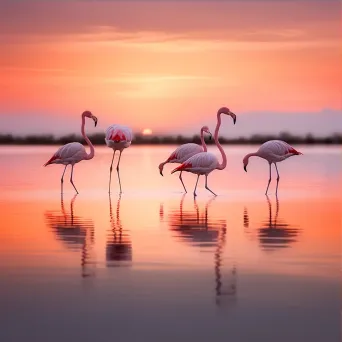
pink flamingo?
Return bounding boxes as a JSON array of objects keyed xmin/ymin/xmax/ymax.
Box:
[
  {"xmin": 105, "ymin": 124, "xmax": 133, "ymax": 193},
  {"xmin": 158, "ymin": 126, "xmax": 212, "ymax": 192},
  {"xmin": 243, "ymin": 140, "xmax": 303, "ymax": 195},
  {"xmin": 44, "ymin": 111, "xmax": 98, "ymax": 194},
  {"xmin": 171, "ymin": 107, "xmax": 236, "ymax": 197}
]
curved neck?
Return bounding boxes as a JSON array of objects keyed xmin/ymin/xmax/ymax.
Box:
[
  {"xmin": 214, "ymin": 112, "xmax": 227, "ymax": 170},
  {"xmin": 243, "ymin": 152, "xmax": 259, "ymax": 165},
  {"xmin": 200, "ymin": 129, "xmax": 208, "ymax": 152},
  {"xmin": 81, "ymin": 114, "xmax": 95, "ymax": 160}
]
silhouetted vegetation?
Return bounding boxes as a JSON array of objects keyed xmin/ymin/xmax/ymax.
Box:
[{"xmin": 0, "ymin": 132, "xmax": 341, "ymax": 145}]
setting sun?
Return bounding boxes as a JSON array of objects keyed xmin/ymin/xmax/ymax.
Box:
[{"xmin": 142, "ymin": 128, "xmax": 153, "ymax": 135}]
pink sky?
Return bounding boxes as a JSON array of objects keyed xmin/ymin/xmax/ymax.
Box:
[{"xmin": 0, "ymin": 0, "xmax": 340, "ymax": 136}]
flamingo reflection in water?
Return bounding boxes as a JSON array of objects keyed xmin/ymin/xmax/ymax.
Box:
[
  {"xmin": 106, "ymin": 195, "xmax": 132, "ymax": 268},
  {"xmin": 45, "ymin": 194, "xmax": 96, "ymax": 278},
  {"xmin": 166, "ymin": 195, "xmax": 237, "ymax": 307},
  {"xmin": 244, "ymin": 195, "xmax": 300, "ymax": 252}
]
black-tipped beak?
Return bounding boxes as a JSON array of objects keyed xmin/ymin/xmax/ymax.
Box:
[
  {"xmin": 244, "ymin": 165, "xmax": 247, "ymax": 172},
  {"xmin": 92, "ymin": 116, "xmax": 98, "ymax": 127},
  {"xmin": 160, "ymin": 170, "xmax": 163, "ymax": 176},
  {"xmin": 231, "ymin": 112, "xmax": 236, "ymax": 125}
]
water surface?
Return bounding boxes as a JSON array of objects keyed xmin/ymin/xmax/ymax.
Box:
[{"xmin": 0, "ymin": 145, "xmax": 340, "ymax": 342}]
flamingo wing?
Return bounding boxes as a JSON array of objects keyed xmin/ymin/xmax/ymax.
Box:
[
  {"xmin": 44, "ymin": 142, "xmax": 86, "ymax": 166},
  {"xmin": 172, "ymin": 152, "xmax": 218, "ymax": 174},
  {"xmin": 167, "ymin": 143, "xmax": 203, "ymax": 163},
  {"xmin": 259, "ymin": 140, "xmax": 301, "ymax": 157}
]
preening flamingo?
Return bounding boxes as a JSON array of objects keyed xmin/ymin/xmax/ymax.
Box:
[
  {"xmin": 105, "ymin": 124, "xmax": 133, "ymax": 193},
  {"xmin": 243, "ymin": 140, "xmax": 303, "ymax": 195},
  {"xmin": 158, "ymin": 126, "xmax": 212, "ymax": 192},
  {"xmin": 171, "ymin": 107, "xmax": 236, "ymax": 196},
  {"xmin": 44, "ymin": 111, "xmax": 98, "ymax": 194}
]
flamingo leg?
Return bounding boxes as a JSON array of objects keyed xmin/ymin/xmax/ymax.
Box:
[
  {"xmin": 60, "ymin": 165, "xmax": 68, "ymax": 193},
  {"xmin": 109, "ymin": 150, "xmax": 116, "ymax": 193},
  {"xmin": 275, "ymin": 163, "xmax": 280, "ymax": 195},
  {"xmin": 70, "ymin": 164, "xmax": 79, "ymax": 194},
  {"xmin": 179, "ymin": 171, "xmax": 187, "ymax": 193},
  {"xmin": 265, "ymin": 163, "xmax": 272, "ymax": 195},
  {"xmin": 205, "ymin": 175, "xmax": 217, "ymax": 196},
  {"xmin": 116, "ymin": 150, "xmax": 123, "ymax": 193},
  {"xmin": 193, "ymin": 174, "xmax": 200, "ymax": 197}
]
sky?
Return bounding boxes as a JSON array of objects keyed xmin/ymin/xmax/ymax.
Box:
[{"xmin": 0, "ymin": 0, "xmax": 341, "ymax": 137}]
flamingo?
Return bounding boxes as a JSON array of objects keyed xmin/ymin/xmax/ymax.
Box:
[
  {"xmin": 44, "ymin": 111, "xmax": 98, "ymax": 194},
  {"xmin": 158, "ymin": 126, "xmax": 212, "ymax": 192},
  {"xmin": 171, "ymin": 107, "xmax": 236, "ymax": 197},
  {"xmin": 105, "ymin": 124, "xmax": 133, "ymax": 193},
  {"xmin": 243, "ymin": 140, "xmax": 303, "ymax": 195}
]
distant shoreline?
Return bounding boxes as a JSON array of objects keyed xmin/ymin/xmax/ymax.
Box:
[{"xmin": 0, "ymin": 133, "xmax": 341, "ymax": 145}]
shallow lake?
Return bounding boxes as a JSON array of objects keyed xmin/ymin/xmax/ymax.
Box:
[{"xmin": 0, "ymin": 145, "xmax": 340, "ymax": 342}]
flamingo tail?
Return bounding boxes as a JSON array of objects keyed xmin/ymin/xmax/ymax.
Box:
[
  {"xmin": 289, "ymin": 147, "xmax": 303, "ymax": 155},
  {"xmin": 171, "ymin": 162, "xmax": 192, "ymax": 174},
  {"xmin": 44, "ymin": 155, "xmax": 59, "ymax": 166}
]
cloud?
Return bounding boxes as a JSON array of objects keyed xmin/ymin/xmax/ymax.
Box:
[
  {"xmin": 102, "ymin": 35, "xmax": 339, "ymax": 52},
  {"xmin": 0, "ymin": 0, "xmax": 339, "ymax": 40},
  {"xmin": 4, "ymin": 27, "xmax": 336, "ymax": 54}
]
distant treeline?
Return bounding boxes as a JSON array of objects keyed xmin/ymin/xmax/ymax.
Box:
[{"xmin": 0, "ymin": 132, "xmax": 341, "ymax": 145}]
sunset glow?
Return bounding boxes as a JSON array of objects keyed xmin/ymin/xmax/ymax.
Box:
[
  {"xmin": 142, "ymin": 128, "xmax": 153, "ymax": 135},
  {"xmin": 0, "ymin": 1, "xmax": 340, "ymax": 136}
]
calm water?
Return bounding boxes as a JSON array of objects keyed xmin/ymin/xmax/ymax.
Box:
[{"xmin": 0, "ymin": 145, "xmax": 340, "ymax": 342}]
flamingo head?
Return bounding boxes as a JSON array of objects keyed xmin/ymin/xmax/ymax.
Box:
[
  {"xmin": 158, "ymin": 163, "xmax": 164, "ymax": 176},
  {"xmin": 201, "ymin": 126, "xmax": 212, "ymax": 140},
  {"xmin": 82, "ymin": 110, "xmax": 98, "ymax": 127},
  {"xmin": 243, "ymin": 155, "xmax": 249, "ymax": 172},
  {"xmin": 218, "ymin": 107, "xmax": 236, "ymax": 124}
]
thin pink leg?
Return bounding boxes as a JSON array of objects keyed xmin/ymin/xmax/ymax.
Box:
[
  {"xmin": 179, "ymin": 171, "xmax": 187, "ymax": 193},
  {"xmin": 109, "ymin": 150, "xmax": 116, "ymax": 194},
  {"xmin": 205, "ymin": 175, "xmax": 217, "ymax": 196},
  {"xmin": 265, "ymin": 163, "xmax": 272, "ymax": 195},
  {"xmin": 275, "ymin": 163, "xmax": 280, "ymax": 195},
  {"xmin": 116, "ymin": 151, "xmax": 123, "ymax": 193},
  {"xmin": 70, "ymin": 164, "xmax": 79, "ymax": 194},
  {"xmin": 60, "ymin": 165, "xmax": 67, "ymax": 194},
  {"xmin": 193, "ymin": 174, "xmax": 200, "ymax": 197}
]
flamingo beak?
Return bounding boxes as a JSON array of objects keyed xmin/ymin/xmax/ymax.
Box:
[
  {"xmin": 230, "ymin": 112, "xmax": 236, "ymax": 124},
  {"xmin": 160, "ymin": 169, "xmax": 163, "ymax": 176},
  {"xmin": 244, "ymin": 165, "xmax": 247, "ymax": 172},
  {"xmin": 92, "ymin": 116, "xmax": 98, "ymax": 127}
]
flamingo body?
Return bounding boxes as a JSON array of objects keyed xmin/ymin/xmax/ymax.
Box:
[
  {"xmin": 105, "ymin": 124, "xmax": 133, "ymax": 193},
  {"xmin": 105, "ymin": 124, "xmax": 133, "ymax": 151},
  {"xmin": 243, "ymin": 140, "xmax": 303, "ymax": 195},
  {"xmin": 44, "ymin": 142, "xmax": 88, "ymax": 166},
  {"xmin": 254, "ymin": 140, "xmax": 301, "ymax": 163},
  {"xmin": 172, "ymin": 152, "xmax": 219, "ymax": 175},
  {"xmin": 166, "ymin": 143, "xmax": 204, "ymax": 164}
]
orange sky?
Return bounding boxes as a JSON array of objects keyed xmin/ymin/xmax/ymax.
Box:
[{"xmin": 0, "ymin": 1, "xmax": 340, "ymax": 135}]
